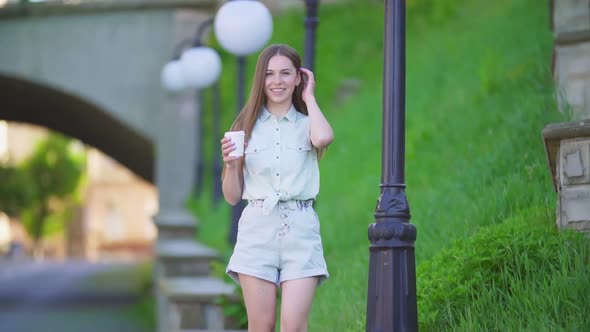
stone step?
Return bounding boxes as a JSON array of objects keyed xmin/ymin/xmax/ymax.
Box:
[
  {"xmin": 156, "ymin": 240, "xmax": 218, "ymax": 260},
  {"xmin": 156, "ymin": 240, "xmax": 219, "ymax": 277},
  {"xmin": 159, "ymin": 277, "xmax": 240, "ymax": 331},
  {"xmin": 154, "ymin": 210, "xmax": 198, "ymax": 240},
  {"xmin": 159, "ymin": 276, "xmax": 238, "ymax": 301},
  {"xmin": 157, "ymin": 226, "xmax": 197, "ymax": 241}
]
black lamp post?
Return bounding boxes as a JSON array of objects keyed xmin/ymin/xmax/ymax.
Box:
[
  {"xmin": 229, "ymin": 55, "xmax": 248, "ymax": 243},
  {"xmin": 188, "ymin": 18, "xmax": 215, "ymax": 197},
  {"xmin": 195, "ymin": 94, "xmax": 205, "ymax": 196},
  {"xmin": 366, "ymin": 0, "xmax": 418, "ymax": 331},
  {"xmin": 211, "ymin": 81, "xmax": 224, "ymax": 204},
  {"xmin": 303, "ymin": 0, "xmax": 319, "ymax": 71}
]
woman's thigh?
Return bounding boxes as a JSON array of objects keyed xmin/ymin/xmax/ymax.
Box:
[
  {"xmin": 239, "ymin": 273, "xmax": 278, "ymax": 329},
  {"xmin": 280, "ymin": 277, "xmax": 318, "ymax": 331}
]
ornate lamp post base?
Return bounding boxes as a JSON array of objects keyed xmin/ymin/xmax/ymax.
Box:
[{"xmin": 367, "ymin": 187, "xmax": 417, "ymax": 331}]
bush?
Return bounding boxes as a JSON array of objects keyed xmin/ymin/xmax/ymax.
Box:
[
  {"xmin": 0, "ymin": 164, "xmax": 35, "ymax": 217},
  {"xmin": 417, "ymin": 206, "xmax": 589, "ymax": 330}
]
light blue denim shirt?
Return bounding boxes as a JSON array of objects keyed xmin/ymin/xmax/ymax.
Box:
[{"xmin": 242, "ymin": 105, "xmax": 319, "ymax": 215}]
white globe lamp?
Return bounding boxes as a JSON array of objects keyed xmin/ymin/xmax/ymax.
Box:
[
  {"xmin": 214, "ymin": 0, "xmax": 273, "ymax": 56},
  {"xmin": 161, "ymin": 60, "xmax": 186, "ymax": 92},
  {"xmin": 180, "ymin": 46, "xmax": 222, "ymax": 89}
]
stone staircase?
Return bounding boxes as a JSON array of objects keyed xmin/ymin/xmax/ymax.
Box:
[{"xmin": 154, "ymin": 211, "xmax": 244, "ymax": 332}]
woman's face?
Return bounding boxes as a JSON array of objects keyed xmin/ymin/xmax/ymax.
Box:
[{"xmin": 264, "ymin": 55, "xmax": 301, "ymax": 108}]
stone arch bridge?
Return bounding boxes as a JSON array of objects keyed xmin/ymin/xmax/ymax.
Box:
[{"xmin": 0, "ymin": 0, "xmax": 218, "ymax": 223}]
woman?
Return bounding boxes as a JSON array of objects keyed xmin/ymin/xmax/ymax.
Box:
[{"xmin": 220, "ymin": 44, "xmax": 334, "ymax": 332}]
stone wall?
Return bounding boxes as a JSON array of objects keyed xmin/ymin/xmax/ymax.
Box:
[
  {"xmin": 552, "ymin": 0, "xmax": 590, "ymax": 120},
  {"xmin": 544, "ymin": 0, "xmax": 590, "ymax": 234}
]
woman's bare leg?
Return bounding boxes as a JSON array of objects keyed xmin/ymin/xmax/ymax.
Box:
[
  {"xmin": 279, "ymin": 277, "xmax": 318, "ymax": 332},
  {"xmin": 239, "ymin": 274, "xmax": 278, "ymax": 332}
]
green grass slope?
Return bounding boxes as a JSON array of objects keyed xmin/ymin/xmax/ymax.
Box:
[{"xmin": 190, "ymin": 0, "xmax": 589, "ymax": 330}]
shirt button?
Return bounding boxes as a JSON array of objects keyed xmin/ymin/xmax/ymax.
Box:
[
  {"xmin": 276, "ymin": 156, "xmax": 279, "ymax": 159},
  {"xmin": 275, "ymin": 128, "xmax": 279, "ymax": 131},
  {"xmin": 276, "ymin": 142, "xmax": 280, "ymax": 146},
  {"xmin": 276, "ymin": 173, "xmax": 280, "ymax": 176}
]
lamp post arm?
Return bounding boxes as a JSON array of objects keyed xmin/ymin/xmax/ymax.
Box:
[
  {"xmin": 170, "ymin": 17, "xmax": 214, "ymax": 59},
  {"xmin": 193, "ymin": 17, "xmax": 215, "ymax": 47},
  {"xmin": 171, "ymin": 38, "xmax": 193, "ymax": 60}
]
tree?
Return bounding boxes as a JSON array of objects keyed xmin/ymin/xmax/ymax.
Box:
[
  {"xmin": 21, "ymin": 133, "xmax": 85, "ymax": 254},
  {"xmin": 0, "ymin": 163, "xmax": 36, "ymax": 218}
]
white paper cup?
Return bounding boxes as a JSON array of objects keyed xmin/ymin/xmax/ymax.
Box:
[{"xmin": 224, "ymin": 131, "xmax": 245, "ymax": 157}]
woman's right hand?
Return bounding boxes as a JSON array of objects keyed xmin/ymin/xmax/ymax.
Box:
[
  {"xmin": 220, "ymin": 136, "xmax": 246, "ymax": 205},
  {"xmin": 221, "ymin": 137, "xmax": 241, "ymax": 168}
]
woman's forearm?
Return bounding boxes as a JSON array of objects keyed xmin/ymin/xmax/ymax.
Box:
[
  {"xmin": 306, "ymin": 97, "xmax": 334, "ymax": 149},
  {"xmin": 222, "ymin": 165, "xmax": 243, "ymax": 205}
]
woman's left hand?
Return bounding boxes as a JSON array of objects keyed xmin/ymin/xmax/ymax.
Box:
[{"xmin": 300, "ymin": 67, "xmax": 316, "ymax": 103}]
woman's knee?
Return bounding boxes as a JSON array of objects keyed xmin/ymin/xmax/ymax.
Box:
[
  {"xmin": 280, "ymin": 316, "xmax": 307, "ymax": 332},
  {"xmin": 248, "ymin": 318, "xmax": 276, "ymax": 332}
]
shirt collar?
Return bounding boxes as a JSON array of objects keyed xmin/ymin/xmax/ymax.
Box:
[{"xmin": 260, "ymin": 105, "xmax": 298, "ymax": 122}]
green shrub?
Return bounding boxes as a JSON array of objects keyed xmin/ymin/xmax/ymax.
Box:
[{"xmin": 417, "ymin": 206, "xmax": 590, "ymax": 330}]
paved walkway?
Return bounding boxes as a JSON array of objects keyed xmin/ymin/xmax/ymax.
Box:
[{"xmin": 0, "ymin": 260, "xmax": 153, "ymax": 332}]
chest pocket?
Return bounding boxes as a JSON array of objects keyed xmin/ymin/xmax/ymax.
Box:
[
  {"xmin": 245, "ymin": 141, "xmax": 271, "ymax": 175},
  {"xmin": 285, "ymin": 138, "xmax": 313, "ymax": 172}
]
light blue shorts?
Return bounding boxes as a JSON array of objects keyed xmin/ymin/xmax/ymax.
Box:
[{"xmin": 226, "ymin": 199, "xmax": 329, "ymax": 286}]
